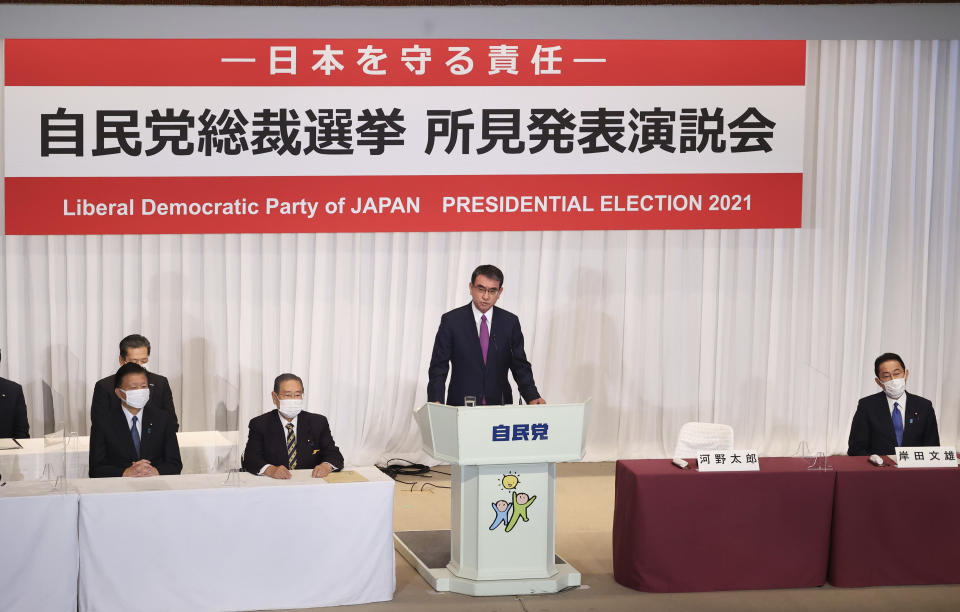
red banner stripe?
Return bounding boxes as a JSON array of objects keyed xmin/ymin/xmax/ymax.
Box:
[
  {"xmin": 5, "ymin": 174, "xmax": 802, "ymax": 235},
  {"xmin": 4, "ymin": 40, "xmax": 805, "ymax": 87}
]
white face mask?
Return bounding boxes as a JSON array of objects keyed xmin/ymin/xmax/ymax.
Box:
[
  {"xmin": 882, "ymin": 377, "xmax": 906, "ymax": 399},
  {"xmin": 277, "ymin": 399, "xmax": 303, "ymax": 419},
  {"xmin": 122, "ymin": 388, "xmax": 150, "ymax": 410}
]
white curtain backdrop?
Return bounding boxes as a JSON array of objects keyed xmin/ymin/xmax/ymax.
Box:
[{"xmin": 1, "ymin": 40, "xmax": 958, "ymax": 464}]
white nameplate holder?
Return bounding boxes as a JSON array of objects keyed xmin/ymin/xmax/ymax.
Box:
[
  {"xmin": 696, "ymin": 450, "xmax": 760, "ymax": 472},
  {"xmin": 894, "ymin": 446, "xmax": 958, "ymax": 468}
]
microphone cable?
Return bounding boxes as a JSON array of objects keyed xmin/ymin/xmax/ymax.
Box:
[
  {"xmin": 377, "ymin": 458, "xmax": 431, "ymax": 479},
  {"xmin": 377, "ymin": 458, "xmax": 451, "ymax": 491}
]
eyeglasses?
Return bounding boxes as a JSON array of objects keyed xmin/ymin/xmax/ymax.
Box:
[
  {"xmin": 125, "ymin": 358, "xmax": 149, "ymax": 365},
  {"xmin": 472, "ymin": 285, "xmax": 501, "ymax": 297},
  {"xmin": 877, "ymin": 371, "xmax": 904, "ymax": 382},
  {"xmin": 277, "ymin": 392, "xmax": 304, "ymax": 399}
]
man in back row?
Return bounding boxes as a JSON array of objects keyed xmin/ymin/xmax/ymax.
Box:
[
  {"xmin": 91, "ymin": 334, "xmax": 178, "ymax": 430},
  {"xmin": 848, "ymin": 352, "xmax": 940, "ymax": 456}
]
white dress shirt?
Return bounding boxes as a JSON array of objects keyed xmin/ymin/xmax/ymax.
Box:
[
  {"xmin": 472, "ymin": 302, "xmax": 493, "ymax": 337},
  {"xmin": 121, "ymin": 405, "xmax": 143, "ymax": 438},
  {"xmin": 886, "ymin": 391, "xmax": 907, "ymax": 425},
  {"xmin": 257, "ymin": 412, "xmax": 299, "ymax": 475}
]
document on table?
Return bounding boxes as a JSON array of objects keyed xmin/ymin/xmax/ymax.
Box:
[
  {"xmin": 324, "ymin": 470, "xmax": 368, "ymax": 483},
  {"xmin": 0, "ymin": 438, "xmax": 23, "ymax": 450}
]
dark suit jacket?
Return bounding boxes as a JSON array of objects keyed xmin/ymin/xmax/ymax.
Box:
[
  {"xmin": 89, "ymin": 403, "xmax": 183, "ymax": 477},
  {"xmin": 0, "ymin": 377, "xmax": 29, "ymax": 439},
  {"xmin": 428, "ymin": 303, "xmax": 541, "ymax": 406},
  {"xmin": 847, "ymin": 391, "xmax": 940, "ymax": 456},
  {"xmin": 242, "ymin": 409, "xmax": 344, "ymax": 475},
  {"xmin": 91, "ymin": 370, "xmax": 178, "ymax": 431}
]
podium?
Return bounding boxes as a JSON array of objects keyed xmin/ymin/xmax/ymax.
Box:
[{"xmin": 395, "ymin": 401, "xmax": 588, "ymax": 596}]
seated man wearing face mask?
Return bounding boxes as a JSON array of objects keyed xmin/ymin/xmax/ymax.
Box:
[
  {"xmin": 847, "ymin": 352, "xmax": 940, "ymax": 456},
  {"xmin": 89, "ymin": 362, "xmax": 183, "ymax": 477},
  {"xmin": 242, "ymin": 373, "xmax": 343, "ymax": 479}
]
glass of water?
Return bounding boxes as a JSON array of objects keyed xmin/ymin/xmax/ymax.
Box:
[{"xmin": 464, "ymin": 396, "xmax": 477, "ymax": 407}]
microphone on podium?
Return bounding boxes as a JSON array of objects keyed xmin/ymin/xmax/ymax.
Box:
[{"xmin": 491, "ymin": 333, "xmax": 518, "ymax": 406}]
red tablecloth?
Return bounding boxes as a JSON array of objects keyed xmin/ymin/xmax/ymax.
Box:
[
  {"xmin": 613, "ymin": 457, "xmax": 835, "ymax": 592},
  {"xmin": 829, "ymin": 455, "xmax": 960, "ymax": 587}
]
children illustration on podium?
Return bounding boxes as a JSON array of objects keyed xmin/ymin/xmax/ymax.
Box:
[
  {"xmin": 489, "ymin": 473, "xmax": 537, "ymax": 532},
  {"xmin": 505, "ymin": 491, "xmax": 536, "ymax": 532},
  {"xmin": 489, "ymin": 499, "xmax": 512, "ymax": 530}
]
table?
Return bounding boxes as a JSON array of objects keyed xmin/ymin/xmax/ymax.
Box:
[
  {"xmin": 0, "ymin": 430, "xmax": 239, "ymax": 481},
  {"xmin": 829, "ymin": 455, "xmax": 960, "ymax": 587},
  {"xmin": 613, "ymin": 457, "xmax": 836, "ymax": 592},
  {"xmin": 0, "ymin": 481, "xmax": 79, "ymax": 612},
  {"xmin": 74, "ymin": 466, "xmax": 395, "ymax": 611}
]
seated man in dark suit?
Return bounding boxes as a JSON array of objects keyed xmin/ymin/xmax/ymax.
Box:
[
  {"xmin": 0, "ymin": 349, "xmax": 29, "ymax": 439},
  {"xmin": 89, "ymin": 362, "xmax": 182, "ymax": 477},
  {"xmin": 847, "ymin": 352, "xmax": 940, "ymax": 456},
  {"xmin": 242, "ymin": 373, "xmax": 343, "ymax": 479},
  {"xmin": 91, "ymin": 334, "xmax": 178, "ymax": 431},
  {"xmin": 428, "ymin": 264, "xmax": 545, "ymax": 406}
]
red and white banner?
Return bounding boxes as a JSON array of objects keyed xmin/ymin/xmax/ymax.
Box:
[{"xmin": 3, "ymin": 39, "xmax": 806, "ymax": 235}]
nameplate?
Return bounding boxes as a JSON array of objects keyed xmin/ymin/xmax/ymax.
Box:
[
  {"xmin": 696, "ymin": 450, "xmax": 760, "ymax": 472},
  {"xmin": 894, "ymin": 446, "xmax": 958, "ymax": 468}
]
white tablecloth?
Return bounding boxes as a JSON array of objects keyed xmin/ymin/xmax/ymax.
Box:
[
  {"xmin": 75, "ymin": 467, "xmax": 395, "ymax": 611},
  {"xmin": 0, "ymin": 482, "xmax": 79, "ymax": 612},
  {"xmin": 0, "ymin": 431, "xmax": 239, "ymax": 481}
]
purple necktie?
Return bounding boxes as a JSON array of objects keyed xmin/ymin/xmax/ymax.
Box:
[
  {"xmin": 479, "ymin": 314, "xmax": 490, "ymax": 363},
  {"xmin": 479, "ymin": 314, "xmax": 490, "ymax": 405}
]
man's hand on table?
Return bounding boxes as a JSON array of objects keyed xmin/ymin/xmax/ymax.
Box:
[
  {"xmin": 123, "ymin": 459, "xmax": 159, "ymax": 477},
  {"xmin": 264, "ymin": 465, "xmax": 292, "ymax": 479},
  {"xmin": 312, "ymin": 463, "xmax": 334, "ymax": 478}
]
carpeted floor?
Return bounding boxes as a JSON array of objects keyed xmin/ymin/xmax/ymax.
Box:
[{"xmin": 290, "ymin": 461, "xmax": 960, "ymax": 612}]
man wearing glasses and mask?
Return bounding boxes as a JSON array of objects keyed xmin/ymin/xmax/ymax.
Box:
[
  {"xmin": 847, "ymin": 352, "xmax": 940, "ymax": 456},
  {"xmin": 90, "ymin": 334, "xmax": 178, "ymax": 431},
  {"xmin": 242, "ymin": 373, "xmax": 343, "ymax": 479},
  {"xmin": 428, "ymin": 264, "xmax": 545, "ymax": 407}
]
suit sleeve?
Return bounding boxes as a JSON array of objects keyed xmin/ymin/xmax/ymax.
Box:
[
  {"xmin": 153, "ymin": 415, "xmax": 182, "ymax": 475},
  {"xmin": 922, "ymin": 400, "xmax": 940, "ymax": 446},
  {"xmin": 508, "ymin": 319, "xmax": 541, "ymax": 403},
  {"xmin": 316, "ymin": 417, "xmax": 344, "ymax": 471},
  {"xmin": 847, "ymin": 401, "xmax": 870, "ymax": 456},
  {"xmin": 88, "ymin": 414, "xmax": 124, "ymax": 478},
  {"xmin": 13, "ymin": 384, "xmax": 29, "ymax": 439},
  {"xmin": 242, "ymin": 419, "xmax": 269, "ymax": 475},
  {"xmin": 90, "ymin": 380, "xmax": 111, "ymax": 425},
  {"xmin": 427, "ymin": 316, "xmax": 452, "ymax": 403},
  {"xmin": 159, "ymin": 377, "xmax": 179, "ymax": 432}
]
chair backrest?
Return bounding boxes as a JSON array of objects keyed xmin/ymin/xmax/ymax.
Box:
[{"xmin": 673, "ymin": 422, "xmax": 734, "ymax": 459}]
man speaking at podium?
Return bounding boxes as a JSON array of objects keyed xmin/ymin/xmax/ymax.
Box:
[{"xmin": 428, "ymin": 265, "xmax": 545, "ymax": 406}]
